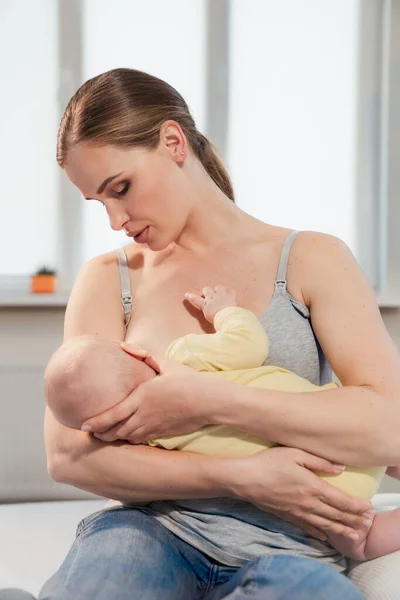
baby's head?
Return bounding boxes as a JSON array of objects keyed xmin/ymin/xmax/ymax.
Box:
[{"xmin": 44, "ymin": 335, "xmax": 155, "ymax": 429}]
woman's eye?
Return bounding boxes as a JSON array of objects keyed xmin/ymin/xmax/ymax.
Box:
[{"xmin": 114, "ymin": 182, "xmax": 131, "ymax": 198}]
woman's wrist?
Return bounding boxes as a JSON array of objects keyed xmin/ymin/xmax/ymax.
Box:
[
  {"xmin": 205, "ymin": 376, "xmax": 264, "ymax": 429},
  {"xmin": 203, "ymin": 455, "xmax": 247, "ymax": 499}
]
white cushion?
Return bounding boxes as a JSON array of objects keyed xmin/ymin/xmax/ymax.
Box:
[{"xmin": 371, "ymin": 492, "xmax": 400, "ymax": 511}]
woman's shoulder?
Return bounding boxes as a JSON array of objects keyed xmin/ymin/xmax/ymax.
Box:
[
  {"xmin": 271, "ymin": 229, "xmax": 352, "ymax": 306},
  {"xmin": 289, "ymin": 230, "xmax": 352, "ymax": 270},
  {"xmin": 64, "ymin": 246, "xmax": 140, "ymax": 341},
  {"xmin": 69, "ymin": 243, "xmax": 142, "ymax": 308},
  {"xmin": 84, "ymin": 242, "xmax": 144, "ymax": 272},
  {"xmin": 264, "ymin": 225, "xmax": 345, "ymax": 252},
  {"xmin": 286, "ymin": 230, "xmax": 358, "ymax": 305},
  {"xmin": 256, "ymin": 224, "xmax": 346, "ymax": 263}
]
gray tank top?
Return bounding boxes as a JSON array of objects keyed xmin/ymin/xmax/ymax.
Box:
[{"xmin": 116, "ymin": 231, "xmax": 344, "ymax": 570}]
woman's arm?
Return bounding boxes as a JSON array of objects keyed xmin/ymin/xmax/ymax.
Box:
[
  {"xmin": 217, "ymin": 233, "xmax": 400, "ymax": 466},
  {"xmin": 45, "ymin": 408, "xmax": 233, "ymax": 503},
  {"xmin": 46, "ymin": 403, "xmax": 372, "ymax": 539}
]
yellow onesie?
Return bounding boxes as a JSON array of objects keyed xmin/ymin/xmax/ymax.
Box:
[{"xmin": 149, "ymin": 306, "xmax": 385, "ymax": 500}]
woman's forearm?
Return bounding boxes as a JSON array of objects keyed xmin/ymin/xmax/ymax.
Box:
[
  {"xmin": 211, "ymin": 380, "xmax": 400, "ymax": 466},
  {"xmin": 57, "ymin": 441, "xmax": 236, "ymax": 504},
  {"xmin": 45, "ymin": 409, "xmax": 235, "ymax": 503}
]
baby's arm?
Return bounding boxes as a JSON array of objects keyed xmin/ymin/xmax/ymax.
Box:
[
  {"xmin": 166, "ymin": 285, "xmax": 268, "ymax": 372},
  {"xmin": 327, "ymin": 508, "xmax": 400, "ymax": 561}
]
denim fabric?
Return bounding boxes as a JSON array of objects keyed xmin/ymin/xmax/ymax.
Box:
[{"xmin": 28, "ymin": 507, "xmax": 365, "ymax": 600}]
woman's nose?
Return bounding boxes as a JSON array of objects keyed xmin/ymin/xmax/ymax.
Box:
[{"xmin": 108, "ymin": 210, "xmax": 129, "ymax": 232}]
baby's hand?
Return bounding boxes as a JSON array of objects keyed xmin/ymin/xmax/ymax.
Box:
[{"xmin": 185, "ymin": 285, "xmax": 237, "ymax": 323}]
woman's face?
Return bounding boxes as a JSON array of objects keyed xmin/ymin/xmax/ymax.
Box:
[{"xmin": 64, "ymin": 136, "xmax": 191, "ymax": 251}]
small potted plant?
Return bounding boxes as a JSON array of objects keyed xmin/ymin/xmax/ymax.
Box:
[{"xmin": 30, "ymin": 266, "xmax": 57, "ymax": 294}]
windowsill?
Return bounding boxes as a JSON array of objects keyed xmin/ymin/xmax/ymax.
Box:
[
  {"xmin": 0, "ymin": 290, "xmax": 70, "ymax": 308},
  {"xmin": 377, "ymin": 297, "xmax": 400, "ymax": 309},
  {"xmin": 0, "ymin": 292, "xmax": 399, "ymax": 309}
]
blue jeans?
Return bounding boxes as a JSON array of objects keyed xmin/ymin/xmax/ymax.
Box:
[{"xmin": 6, "ymin": 507, "xmax": 366, "ymax": 600}]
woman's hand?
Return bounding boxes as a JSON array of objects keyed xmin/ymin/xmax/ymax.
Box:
[
  {"xmin": 230, "ymin": 446, "xmax": 374, "ymax": 541},
  {"xmin": 82, "ymin": 343, "xmax": 215, "ymax": 443}
]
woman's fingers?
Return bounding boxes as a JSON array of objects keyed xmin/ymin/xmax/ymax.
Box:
[
  {"xmin": 93, "ymin": 428, "xmax": 120, "ymax": 442},
  {"xmin": 300, "ymin": 487, "xmax": 373, "ymax": 530},
  {"xmin": 142, "ymin": 351, "xmax": 188, "ymax": 376},
  {"xmin": 119, "ymin": 343, "xmax": 149, "ymax": 360},
  {"xmin": 317, "ymin": 502, "xmax": 373, "ymax": 530},
  {"xmin": 295, "ymin": 450, "xmax": 373, "ymax": 514},
  {"xmin": 295, "ymin": 449, "xmax": 345, "ymax": 475},
  {"xmin": 121, "ymin": 343, "xmax": 171, "ymax": 375},
  {"xmin": 81, "ymin": 393, "xmax": 139, "ymax": 433},
  {"xmin": 319, "ymin": 482, "xmax": 373, "ymax": 515},
  {"xmin": 290, "ymin": 510, "xmax": 360, "ymax": 539},
  {"xmin": 294, "ymin": 450, "xmax": 374, "ymax": 527},
  {"xmin": 110, "ymin": 414, "xmax": 143, "ymax": 442},
  {"xmin": 141, "ymin": 352, "xmax": 164, "ymax": 374}
]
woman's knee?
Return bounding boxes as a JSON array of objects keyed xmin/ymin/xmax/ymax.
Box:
[
  {"xmin": 76, "ymin": 507, "xmax": 179, "ymax": 558},
  {"xmin": 39, "ymin": 507, "xmax": 198, "ymax": 600}
]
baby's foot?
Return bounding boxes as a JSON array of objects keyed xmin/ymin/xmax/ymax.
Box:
[{"xmin": 185, "ymin": 285, "xmax": 237, "ymax": 323}]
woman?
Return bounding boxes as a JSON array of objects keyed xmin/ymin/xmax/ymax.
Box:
[{"xmin": 17, "ymin": 68, "xmax": 400, "ymax": 599}]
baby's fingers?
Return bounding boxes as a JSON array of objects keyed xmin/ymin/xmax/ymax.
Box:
[{"xmin": 185, "ymin": 292, "xmax": 206, "ymax": 311}]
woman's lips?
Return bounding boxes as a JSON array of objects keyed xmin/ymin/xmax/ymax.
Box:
[{"xmin": 133, "ymin": 226, "xmax": 149, "ymax": 244}]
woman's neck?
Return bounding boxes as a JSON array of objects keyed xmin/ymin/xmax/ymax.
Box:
[{"xmin": 174, "ymin": 179, "xmax": 264, "ymax": 256}]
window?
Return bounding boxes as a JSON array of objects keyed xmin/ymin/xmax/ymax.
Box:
[
  {"xmin": 81, "ymin": 0, "xmax": 207, "ymax": 263},
  {"xmin": 227, "ymin": 0, "xmax": 360, "ymax": 254},
  {"xmin": 0, "ymin": 0, "xmax": 58, "ymax": 275},
  {"xmin": 4, "ymin": 0, "xmax": 397, "ymax": 303}
]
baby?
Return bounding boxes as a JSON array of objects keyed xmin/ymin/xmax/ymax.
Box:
[{"xmin": 45, "ymin": 285, "xmax": 400, "ymax": 562}]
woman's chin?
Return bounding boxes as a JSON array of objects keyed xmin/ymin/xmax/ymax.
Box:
[{"xmin": 146, "ymin": 236, "xmax": 172, "ymax": 252}]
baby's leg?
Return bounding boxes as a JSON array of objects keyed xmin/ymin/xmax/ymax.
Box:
[{"xmin": 328, "ymin": 507, "xmax": 400, "ymax": 561}]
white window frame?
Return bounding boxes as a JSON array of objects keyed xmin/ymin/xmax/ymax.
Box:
[
  {"xmin": 377, "ymin": 0, "xmax": 400, "ymax": 305},
  {"xmin": 57, "ymin": 0, "xmax": 84, "ymax": 291}
]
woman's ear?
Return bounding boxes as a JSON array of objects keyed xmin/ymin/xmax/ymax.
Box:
[{"xmin": 159, "ymin": 120, "xmax": 187, "ymax": 162}]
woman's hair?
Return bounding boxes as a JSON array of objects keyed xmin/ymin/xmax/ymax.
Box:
[{"xmin": 57, "ymin": 68, "xmax": 235, "ymax": 202}]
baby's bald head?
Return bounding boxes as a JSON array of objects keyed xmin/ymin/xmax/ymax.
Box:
[{"xmin": 44, "ymin": 336, "xmax": 155, "ymax": 429}]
